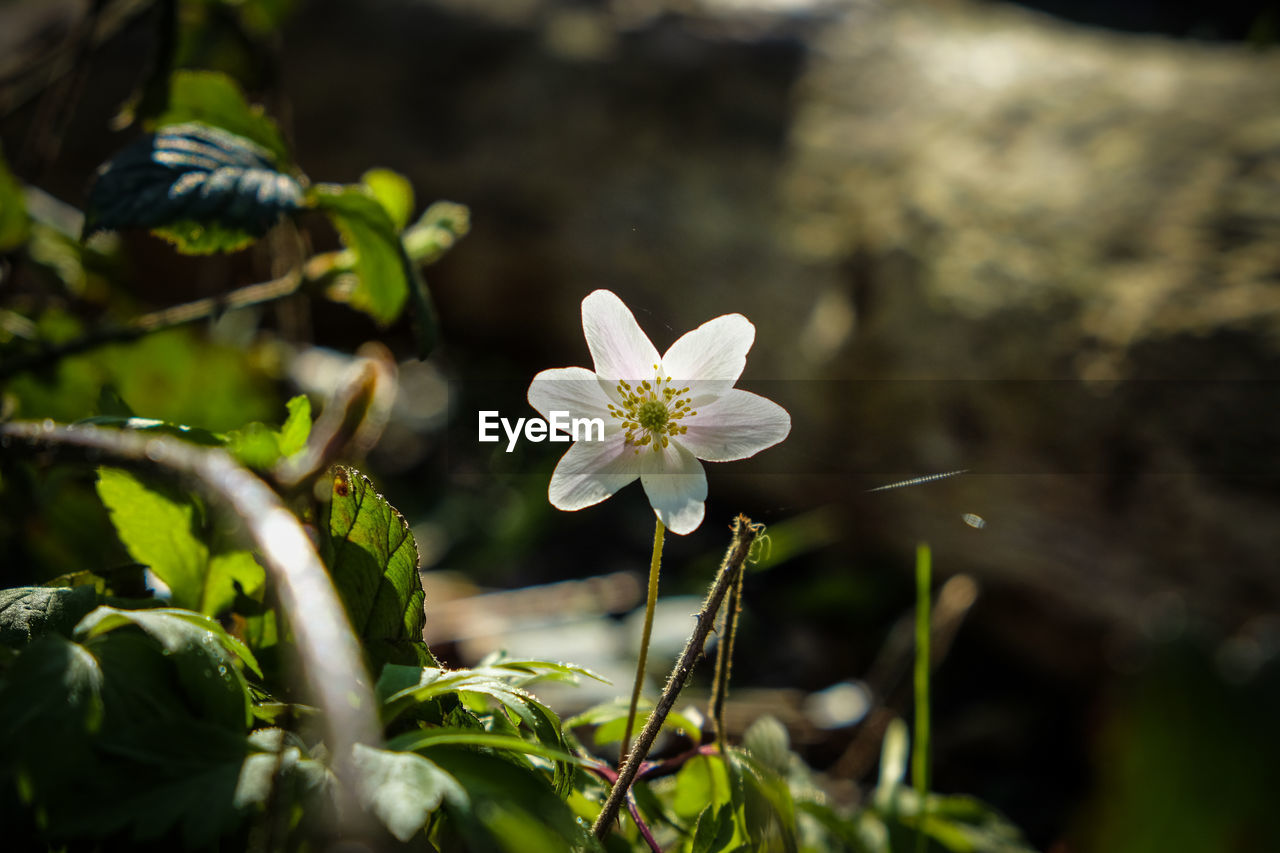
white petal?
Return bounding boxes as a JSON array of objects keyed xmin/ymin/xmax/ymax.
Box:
[
  {"xmin": 582, "ymin": 290, "xmax": 661, "ymax": 383},
  {"xmin": 639, "ymin": 442, "xmax": 707, "ymax": 535},
  {"xmin": 677, "ymin": 389, "xmax": 791, "ymax": 462},
  {"xmin": 548, "ymin": 432, "xmax": 640, "ymax": 511},
  {"xmin": 660, "ymin": 314, "xmax": 755, "ymax": 384},
  {"xmin": 527, "ymin": 367, "xmax": 613, "ymax": 423}
]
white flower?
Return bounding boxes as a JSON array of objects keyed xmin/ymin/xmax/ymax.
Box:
[{"xmin": 527, "ymin": 289, "xmax": 790, "ymax": 535}]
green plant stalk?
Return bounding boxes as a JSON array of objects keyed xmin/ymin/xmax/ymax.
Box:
[
  {"xmin": 913, "ymin": 542, "xmax": 932, "ymax": 852},
  {"xmin": 622, "ymin": 518, "xmax": 665, "ymax": 764},
  {"xmin": 593, "ymin": 515, "xmax": 763, "ymax": 842},
  {"xmin": 708, "ymin": 553, "xmax": 745, "ymax": 751}
]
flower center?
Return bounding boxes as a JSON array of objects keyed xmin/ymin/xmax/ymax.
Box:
[{"xmin": 607, "ymin": 365, "xmax": 696, "ymax": 454}]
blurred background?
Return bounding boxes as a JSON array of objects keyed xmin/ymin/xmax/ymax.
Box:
[{"xmin": 4, "ymin": 0, "xmax": 1280, "ymax": 849}]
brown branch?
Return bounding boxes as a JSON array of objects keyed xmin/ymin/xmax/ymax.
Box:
[
  {"xmin": 591, "ymin": 514, "xmax": 763, "ymax": 842},
  {"xmin": 0, "ymin": 269, "xmax": 304, "ymax": 380},
  {"xmin": 0, "ymin": 420, "xmax": 380, "ymax": 830}
]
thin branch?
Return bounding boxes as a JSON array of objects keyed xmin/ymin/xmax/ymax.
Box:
[
  {"xmin": 591, "ymin": 514, "xmax": 763, "ymax": 842},
  {"xmin": 0, "ymin": 269, "xmax": 304, "ymax": 380},
  {"xmin": 0, "ymin": 420, "xmax": 380, "ymax": 829}
]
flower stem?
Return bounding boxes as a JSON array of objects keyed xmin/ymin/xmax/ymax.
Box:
[
  {"xmin": 708, "ymin": 551, "xmax": 745, "ymax": 751},
  {"xmin": 592, "ymin": 515, "xmax": 763, "ymax": 842},
  {"xmin": 622, "ymin": 518, "xmax": 665, "ymax": 764}
]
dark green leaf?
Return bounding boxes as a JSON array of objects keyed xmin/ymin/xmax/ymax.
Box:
[
  {"xmin": 310, "ymin": 184, "xmax": 410, "ymax": 326},
  {"xmin": 0, "ymin": 586, "xmax": 100, "ymax": 647},
  {"xmin": 155, "ymin": 70, "xmax": 291, "ymax": 166},
  {"xmin": 324, "ymin": 466, "xmax": 437, "ymax": 669},
  {"xmin": 0, "ymin": 634, "xmax": 104, "ymax": 745},
  {"xmin": 427, "ymin": 746, "xmax": 599, "ymax": 853},
  {"xmin": 692, "ymin": 803, "xmax": 737, "ymax": 853},
  {"xmin": 76, "ymin": 606, "xmax": 258, "ymax": 729},
  {"xmin": 351, "ymin": 743, "xmax": 466, "ymax": 842},
  {"xmin": 0, "ymin": 635, "xmax": 105, "ymax": 817},
  {"xmin": 84, "ymin": 123, "xmax": 303, "ymax": 252}
]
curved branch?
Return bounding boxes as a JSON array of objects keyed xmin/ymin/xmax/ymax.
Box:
[{"xmin": 0, "ymin": 420, "xmax": 379, "ymax": 825}]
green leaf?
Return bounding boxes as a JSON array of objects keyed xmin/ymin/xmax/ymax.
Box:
[
  {"xmin": 324, "ymin": 466, "xmax": 437, "ymax": 669},
  {"xmin": 84, "ymin": 123, "xmax": 303, "ymax": 253},
  {"xmin": 473, "ymin": 652, "xmax": 611, "ymax": 687},
  {"xmin": 155, "ymin": 70, "xmax": 291, "ymax": 166},
  {"xmin": 733, "ymin": 749, "xmax": 800, "ymax": 853},
  {"xmin": 566, "ymin": 697, "xmax": 702, "ymax": 744},
  {"xmin": 0, "ymin": 635, "xmax": 105, "ymax": 817},
  {"xmin": 386, "ymin": 727, "xmax": 584, "ymax": 768},
  {"xmin": 351, "ymin": 744, "xmax": 467, "ymax": 842},
  {"xmin": 95, "ymin": 467, "xmax": 264, "ymax": 615},
  {"xmin": 692, "ymin": 803, "xmax": 737, "ymax": 853},
  {"xmin": 96, "ymin": 467, "xmax": 207, "ymax": 610},
  {"xmin": 0, "ymin": 634, "xmax": 104, "ymax": 744},
  {"xmin": 311, "ymin": 184, "xmax": 410, "ymax": 326},
  {"xmin": 76, "ymin": 606, "xmax": 258, "ymax": 729},
  {"xmin": 0, "ymin": 586, "xmax": 100, "ymax": 648},
  {"xmin": 426, "ymin": 747, "xmax": 598, "ymax": 853},
  {"xmin": 378, "ymin": 664, "xmax": 578, "ymax": 796},
  {"xmin": 77, "ymin": 415, "xmax": 225, "ymax": 446},
  {"xmin": 361, "ymin": 168, "xmax": 414, "ymax": 231},
  {"xmin": 743, "ymin": 715, "xmax": 791, "ymax": 778},
  {"xmin": 0, "ymin": 146, "xmax": 28, "ymax": 251},
  {"xmin": 223, "ymin": 394, "xmax": 313, "ymax": 468},
  {"xmin": 277, "ymin": 394, "xmax": 312, "ymax": 456}
]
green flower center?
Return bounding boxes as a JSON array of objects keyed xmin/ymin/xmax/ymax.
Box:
[
  {"xmin": 607, "ymin": 365, "xmax": 696, "ymax": 454},
  {"xmin": 636, "ymin": 400, "xmax": 669, "ymax": 432}
]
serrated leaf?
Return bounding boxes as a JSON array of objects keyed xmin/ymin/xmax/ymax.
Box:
[
  {"xmin": 76, "ymin": 606, "xmax": 258, "ymax": 729},
  {"xmin": 0, "ymin": 586, "xmax": 100, "ymax": 648},
  {"xmin": 351, "ymin": 744, "xmax": 466, "ymax": 841},
  {"xmin": 84, "ymin": 123, "xmax": 303, "ymax": 252},
  {"xmin": 155, "ymin": 70, "xmax": 291, "ymax": 166},
  {"xmin": 324, "ymin": 466, "xmax": 437, "ymax": 669},
  {"xmin": 311, "ymin": 184, "xmax": 410, "ymax": 325},
  {"xmin": 361, "ymin": 168, "xmax": 414, "ymax": 232}
]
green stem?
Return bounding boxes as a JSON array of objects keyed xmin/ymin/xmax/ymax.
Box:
[
  {"xmin": 708, "ymin": 554, "xmax": 745, "ymax": 750},
  {"xmin": 913, "ymin": 542, "xmax": 932, "ymax": 853},
  {"xmin": 622, "ymin": 518, "xmax": 665, "ymax": 764}
]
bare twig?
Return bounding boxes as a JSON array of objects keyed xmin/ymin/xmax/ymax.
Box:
[
  {"xmin": 0, "ymin": 420, "xmax": 379, "ymax": 827},
  {"xmin": 0, "ymin": 268, "xmax": 305, "ymax": 380},
  {"xmin": 591, "ymin": 514, "xmax": 763, "ymax": 842}
]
